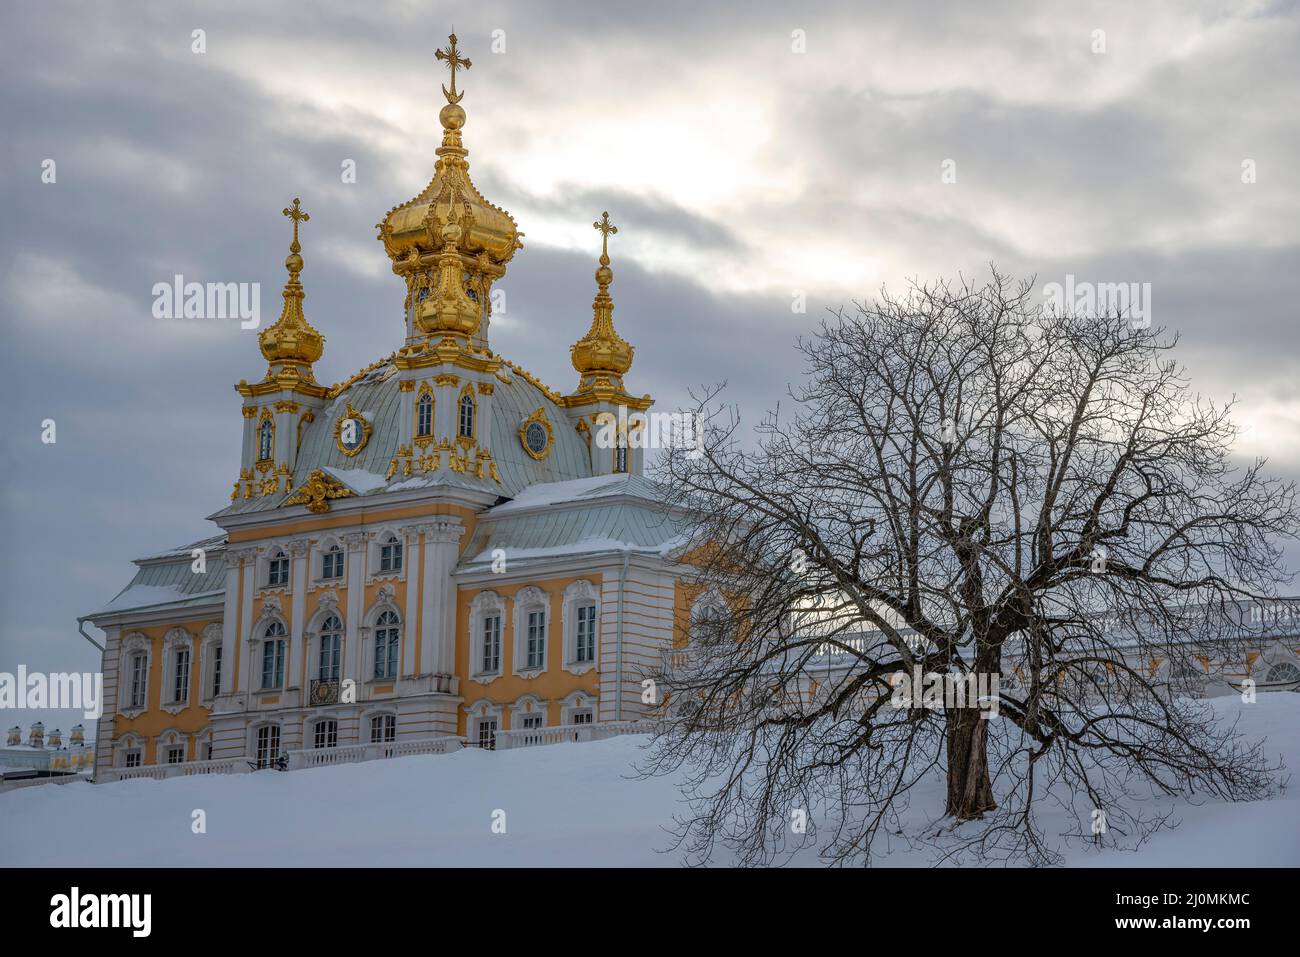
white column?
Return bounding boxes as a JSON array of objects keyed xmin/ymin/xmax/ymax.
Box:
[
  {"xmin": 342, "ymin": 532, "xmax": 368, "ymax": 686},
  {"xmin": 402, "ymin": 526, "xmax": 421, "ymax": 676},
  {"xmin": 219, "ymin": 549, "xmax": 244, "ymax": 696},
  {"xmin": 418, "ymin": 520, "xmax": 465, "ymax": 676},
  {"xmin": 287, "ymin": 539, "xmax": 310, "ymax": 690},
  {"xmin": 238, "ymin": 556, "xmax": 257, "ymax": 695}
]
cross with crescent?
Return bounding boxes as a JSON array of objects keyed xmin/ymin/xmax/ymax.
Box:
[{"xmin": 435, "ymin": 33, "xmax": 472, "ymax": 104}]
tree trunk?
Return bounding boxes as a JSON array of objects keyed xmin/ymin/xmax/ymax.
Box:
[{"xmin": 945, "ymin": 707, "xmax": 996, "ymax": 819}]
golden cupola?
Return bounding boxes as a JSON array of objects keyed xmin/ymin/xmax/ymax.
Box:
[
  {"xmin": 257, "ymin": 197, "xmax": 325, "ymax": 382},
  {"xmin": 570, "ymin": 211, "xmax": 635, "ymax": 387},
  {"xmin": 377, "ymin": 33, "xmax": 521, "ymax": 346}
]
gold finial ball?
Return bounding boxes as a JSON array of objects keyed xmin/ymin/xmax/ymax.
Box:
[
  {"xmin": 285, "ymin": 252, "xmax": 304, "ymax": 272},
  {"xmin": 440, "ymin": 103, "xmax": 466, "ymax": 131},
  {"xmin": 595, "ymin": 264, "xmax": 613, "ymax": 285}
]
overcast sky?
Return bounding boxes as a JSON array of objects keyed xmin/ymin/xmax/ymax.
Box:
[{"xmin": 2, "ymin": 0, "xmax": 1298, "ymax": 736}]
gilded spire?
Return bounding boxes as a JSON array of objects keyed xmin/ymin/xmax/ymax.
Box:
[
  {"xmin": 376, "ymin": 32, "xmax": 521, "ymax": 351},
  {"xmin": 258, "ymin": 198, "xmax": 325, "ymax": 378},
  {"xmin": 570, "ymin": 211, "xmax": 634, "ymax": 380}
]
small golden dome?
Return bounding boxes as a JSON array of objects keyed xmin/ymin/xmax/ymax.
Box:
[
  {"xmin": 259, "ymin": 198, "xmax": 325, "ymax": 373},
  {"xmin": 570, "ymin": 211, "xmax": 634, "ymax": 379}
]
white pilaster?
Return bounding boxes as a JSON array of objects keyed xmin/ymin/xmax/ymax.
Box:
[
  {"xmin": 402, "ymin": 526, "xmax": 421, "ymax": 676},
  {"xmin": 418, "ymin": 520, "xmax": 464, "ymax": 675},
  {"xmin": 287, "ymin": 539, "xmax": 309, "ymax": 689},
  {"xmin": 342, "ymin": 532, "xmax": 367, "ymax": 686}
]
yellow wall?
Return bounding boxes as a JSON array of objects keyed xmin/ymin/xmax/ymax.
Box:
[
  {"xmin": 113, "ymin": 620, "xmax": 217, "ymax": 763},
  {"xmin": 454, "ymin": 574, "xmax": 603, "ymax": 732}
]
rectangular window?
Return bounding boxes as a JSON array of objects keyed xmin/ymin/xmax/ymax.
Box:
[
  {"xmin": 526, "ymin": 611, "xmax": 546, "ymax": 669},
  {"xmin": 125, "ymin": 749, "xmax": 142, "ymax": 768},
  {"xmin": 211, "ymin": 645, "xmax": 222, "ymax": 698},
  {"xmin": 205, "ymin": 741, "xmax": 214, "ymax": 761},
  {"xmin": 261, "ymin": 640, "xmax": 285, "ymax": 689},
  {"xmin": 477, "ymin": 718, "xmax": 497, "ymax": 750},
  {"xmin": 268, "ymin": 555, "xmax": 290, "ymax": 587},
  {"xmin": 128, "ymin": 653, "xmax": 147, "ymax": 709},
  {"xmin": 322, "ymin": 548, "xmax": 343, "ymax": 579},
  {"xmin": 614, "ymin": 445, "xmax": 628, "ymax": 473},
  {"xmin": 572, "ymin": 710, "xmax": 593, "ymax": 725},
  {"xmin": 370, "ymin": 714, "xmax": 396, "ymax": 744},
  {"xmin": 172, "ymin": 647, "xmax": 190, "ymax": 703},
  {"xmin": 255, "ymin": 725, "xmax": 281, "ymax": 769},
  {"xmin": 576, "ymin": 604, "xmax": 597, "ymax": 663},
  {"xmin": 481, "ymin": 615, "xmax": 501, "ymax": 673},
  {"xmin": 314, "ymin": 720, "xmax": 338, "ymax": 749},
  {"xmin": 380, "ymin": 539, "xmax": 403, "ymax": 573},
  {"xmin": 167, "ymin": 745, "xmax": 185, "ymax": 764}
]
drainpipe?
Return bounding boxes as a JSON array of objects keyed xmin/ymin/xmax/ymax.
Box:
[
  {"xmin": 76, "ymin": 618, "xmax": 105, "ymax": 783},
  {"xmin": 615, "ymin": 547, "xmax": 631, "ymax": 722}
]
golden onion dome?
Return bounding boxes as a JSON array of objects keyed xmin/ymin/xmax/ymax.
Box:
[{"xmin": 376, "ymin": 34, "xmax": 521, "ymax": 337}]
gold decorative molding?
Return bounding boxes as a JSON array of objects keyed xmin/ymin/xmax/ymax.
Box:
[
  {"xmin": 518, "ymin": 407, "xmax": 554, "ymax": 461},
  {"xmin": 286, "ymin": 469, "xmax": 355, "ymax": 514},
  {"xmin": 334, "ymin": 401, "xmax": 373, "ymax": 457}
]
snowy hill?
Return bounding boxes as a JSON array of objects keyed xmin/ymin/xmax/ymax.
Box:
[{"xmin": 3, "ymin": 695, "xmax": 1298, "ymax": 867}]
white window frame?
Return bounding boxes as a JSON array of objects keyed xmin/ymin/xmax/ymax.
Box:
[
  {"xmin": 361, "ymin": 588, "xmax": 402, "ymax": 684},
  {"xmin": 560, "ymin": 690, "xmax": 598, "ymax": 727},
  {"xmin": 120, "ymin": 632, "xmax": 152, "ymax": 717},
  {"xmin": 320, "ymin": 542, "xmax": 345, "ymax": 582},
  {"xmin": 254, "ymin": 724, "xmax": 282, "ymax": 769},
  {"xmin": 161, "ymin": 628, "xmax": 193, "ymax": 713},
  {"xmin": 373, "ymin": 609, "xmax": 401, "ymax": 680},
  {"xmin": 200, "ymin": 623, "xmax": 223, "ymax": 702},
  {"xmin": 114, "ymin": 732, "xmax": 145, "ymax": 768},
  {"xmin": 366, "ymin": 527, "xmax": 408, "ymax": 585},
  {"xmin": 511, "ymin": 586, "xmax": 550, "ymax": 678},
  {"xmin": 561, "ymin": 580, "xmax": 601, "ymax": 675},
  {"xmin": 260, "ymin": 620, "xmax": 288, "ymax": 690},
  {"xmin": 469, "ymin": 590, "xmax": 506, "ymax": 682},
  {"xmin": 266, "ymin": 548, "xmax": 291, "ymax": 589},
  {"xmin": 313, "ymin": 718, "xmax": 339, "ymax": 749},
  {"xmin": 465, "ymin": 699, "xmax": 504, "ymax": 750},
  {"xmin": 369, "ymin": 713, "xmax": 397, "ymax": 744}
]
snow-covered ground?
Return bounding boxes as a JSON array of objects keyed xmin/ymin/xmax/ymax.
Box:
[{"xmin": 3, "ymin": 695, "xmax": 1297, "ymax": 867}]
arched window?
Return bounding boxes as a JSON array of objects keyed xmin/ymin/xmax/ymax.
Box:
[
  {"xmin": 614, "ymin": 440, "xmax": 628, "ymax": 474},
  {"xmin": 321, "ymin": 544, "xmax": 344, "ymax": 580},
  {"xmin": 379, "ymin": 535, "xmax": 403, "ymax": 573},
  {"xmin": 374, "ymin": 610, "xmax": 400, "ymax": 680},
  {"xmin": 267, "ymin": 549, "xmax": 290, "ymax": 587},
  {"xmin": 261, "ymin": 621, "xmax": 286, "ymax": 689},
  {"xmin": 1265, "ymin": 661, "xmax": 1300, "ymax": 684},
  {"xmin": 417, "ymin": 391, "xmax": 433, "ymax": 438},
  {"xmin": 318, "ymin": 615, "xmax": 342, "ymax": 681},
  {"xmin": 258, "ymin": 417, "xmax": 274, "ymax": 462},
  {"xmin": 458, "ymin": 391, "xmax": 475, "ymax": 438}
]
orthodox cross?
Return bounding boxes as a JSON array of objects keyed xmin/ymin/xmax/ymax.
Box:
[
  {"xmin": 435, "ymin": 33, "xmax": 472, "ymax": 104},
  {"xmin": 282, "ymin": 197, "xmax": 310, "ymax": 251},
  {"xmin": 593, "ymin": 211, "xmax": 618, "ymax": 261}
]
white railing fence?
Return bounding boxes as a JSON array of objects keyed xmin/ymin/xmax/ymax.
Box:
[
  {"xmin": 98, "ymin": 719, "xmax": 657, "ymax": 781},
  {"xmin": 494, "ymin": 719, "xmax": 653, "ymax": 751}
]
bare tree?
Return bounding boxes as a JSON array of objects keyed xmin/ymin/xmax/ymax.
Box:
[{"xmin": 646, "ymin": 270, "xmax": 1294, "ymax": 865}]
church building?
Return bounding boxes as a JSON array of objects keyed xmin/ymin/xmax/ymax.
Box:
[{"xmin": 82, "ymin": 35, "xmax": 694, "ymax": 781}]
